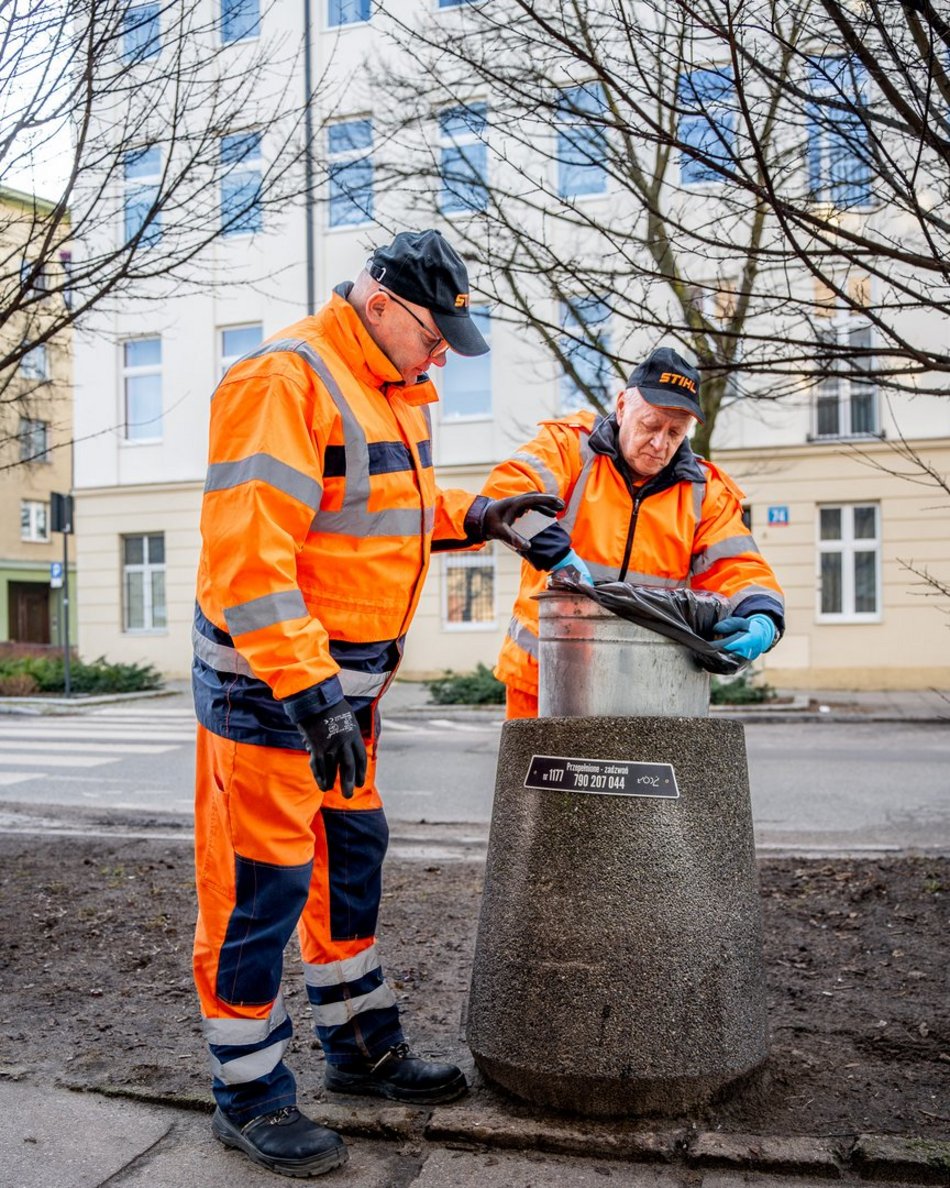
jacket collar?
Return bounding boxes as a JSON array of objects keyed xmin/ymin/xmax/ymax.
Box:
[
  {"xmin": 317, "ymin": 283, "xmax": 439, "ymax": 407},
  {"xmin": 589, "ymin": 412, "xmax": 706, "ymax": 490}
]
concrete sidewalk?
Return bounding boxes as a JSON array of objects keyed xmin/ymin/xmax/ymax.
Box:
[
  {"xmin": 4, "ymin": 1080, "xmax": 948, "ymax": 1188},
  {"xmin": 380, "ymin": 680, "xmax": 950, "ymax": 723},
  {"xmin": 1, "ymin": 677, "xmax": 947, "ymax": 722}
]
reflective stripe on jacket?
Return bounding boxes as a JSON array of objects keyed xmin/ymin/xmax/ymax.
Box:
[
  {"xmin": 194, "ymin": 286, "xmax": 482, "ymax": 746},
  {"xmin": 483, "ymin": 411, "xmax": 786, "ymax": 696}
]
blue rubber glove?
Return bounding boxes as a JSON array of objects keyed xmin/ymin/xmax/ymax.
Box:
[
  {"xmin": 549, "ymin": 549, "xmax": 594, "ymax": 585},
  {"xmin": 714, "ymin": 614, "xmax": 777, "ymax": 661}
]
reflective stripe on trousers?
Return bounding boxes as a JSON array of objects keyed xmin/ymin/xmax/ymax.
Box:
[{"xmin": 193, "ymin": 724, "xmax": 403, "ymax": 1123}]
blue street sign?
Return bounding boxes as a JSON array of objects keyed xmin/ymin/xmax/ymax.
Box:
[
  {"xmin": 767, "ymin": 506, "xmax": 789, "ymax": 526},
  {"xmin": 50, "ymin": 561, "xmax": 63, "ymax": 589}
]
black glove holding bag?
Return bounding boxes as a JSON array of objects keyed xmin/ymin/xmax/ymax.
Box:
[
  {"xmin": 482, "ymin": 493, "xmax": 565, "ymax": 552},
  {"xmin": 297, "ymin": 700, "xmax": 367, "ymax": 799}
]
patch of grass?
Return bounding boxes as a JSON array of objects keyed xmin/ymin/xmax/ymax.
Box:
[
  {"xmin": 710, "ymin": 672, "xmax": 776, "ymax": 705},
  {"xmin": 0, "ymin": 654, "xmax": 161, "ymax": 695},
  {"xmin": 425, "ymin": 662, "xmax": 505, "ymax": 705}
]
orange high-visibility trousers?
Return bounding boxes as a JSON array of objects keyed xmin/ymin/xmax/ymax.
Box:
[
  {"xmin": 193, "ymin": 723, "xmax": 403, "ymax": 1124},
  {"xmin": 505, "ymin": 686, "xmax": 538, "ymax": 720}
]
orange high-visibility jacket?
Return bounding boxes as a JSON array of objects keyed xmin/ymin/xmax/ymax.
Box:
[
  {"xmin": 482, "ymin": 411, "xmax": 786, "ymax": 696},
  {"xmin": 193, "ymin": 286, "xmax": 486, "ymax": 746}
]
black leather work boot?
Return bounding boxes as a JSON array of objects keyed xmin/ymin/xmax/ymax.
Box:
[
  {"xmin": 324, "ymin": 1041, "xmax": 468, "ymax": 1104},
  {"xmin": 212, "ymin": 1105, "xmax": 348, "ymax": 1178}
]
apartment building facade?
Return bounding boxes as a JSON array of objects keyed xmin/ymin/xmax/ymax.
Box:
[
  {"xmin": 0, "ymin": 187, "xmax": 76, "ymax": 649},
  {"xmin": 72, "ymin": 0, "xmax": 950, "ymax": 690}
]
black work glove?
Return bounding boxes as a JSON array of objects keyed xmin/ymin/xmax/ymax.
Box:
[
  {"xmin": 482, "ymin": 493, "xmax": 565, "ymax": 553},
  {"xmin": 297, "ymin": 700, "xmax": 367, "ymax": 799}
]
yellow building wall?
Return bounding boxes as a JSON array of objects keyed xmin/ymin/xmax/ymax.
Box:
[
  {"xmin": 721, "ymin": 438, "xmax": 950, "ymax": 690},
  {"xmin": 74, "ymin": 482, "xmax": 201, "ymax": 674}
]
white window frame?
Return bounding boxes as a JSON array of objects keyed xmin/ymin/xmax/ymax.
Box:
[
  {"xmin": 19, "ymin": 417, "xmax": 50, "ymax": 463},
  {"xmin": 19, "ymin": 343, "xmax": 48, "ymax": 379},
  {"xmin": 326, "ymin": 118, "xmax": 374, "ymax": 229},
  {"xmin": 20, "ymin": 500, "xmax": 49, "ymax": 542},
  {"xmin": 812, "ymin": 310, "xmax": 878, "ymax": 440},
  {"xmin": 219, "ymin": 322, "xmax": 263, "ymax": 375},
  {"xmin": 121, "ymin": 336, "xmax": 163, "ymax": 442},
  {"xmin": 220, "ymin": 0, "xmax": 260, "ymax": 44},
  {"xmin": 439, "ymin": 305, "xmax": 491, "ymax": 421},
  {"xmin": 816, "ymin": 502, "xmax": 881, "ymax": 623},
  {"xmin": 439, "ymin": 102, "xmax": 489, "ymax": 215},
  {"xmin": 122, "ymin": 533, "xmax": 167, "ymax": 633},
  {"xmin": 123, "ymin": 144, "xmax": 162, "ymax": 247},
  {"xmin": 326, "ymin": 0, "xmax": 370, "ymax": 27},
  {"xmin": 441, "ymin": 545, "xmax": 497, "ymax": 631}
]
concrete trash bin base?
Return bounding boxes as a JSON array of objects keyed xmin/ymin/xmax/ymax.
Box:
[{"xmin": 466, "ymin": 714, "xmax": 769, "ymax": 1118}]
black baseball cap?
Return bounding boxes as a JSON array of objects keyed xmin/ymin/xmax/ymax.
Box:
[
  {"xmin": 627, "ymin": 346, "xmax": 704, "ymax": 423},
  {"xmin": 367, "ymin": 229, "xmax": 489, "ymax": 357}
]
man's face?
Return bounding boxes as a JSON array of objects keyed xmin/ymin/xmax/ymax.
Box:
[
  {"xmin": 616, "ymin": 388, "xmax": 694, "ymax": 478},
  {"xmin": 370, "ymin": 289, "xmax": 450, "ymax": 384}
]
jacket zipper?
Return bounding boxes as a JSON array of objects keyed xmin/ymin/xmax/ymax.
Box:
[{"xmin": 618, "ymin": 492, "xmax": 641, "ymax": 583}]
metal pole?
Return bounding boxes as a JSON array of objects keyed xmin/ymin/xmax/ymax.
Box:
[
  {"xmin": 304, "ymin": 0, "xmax": 315, "ymax": 315},
  {"xmin": 62, "ymin": 528, "xmax": 71, "ymax": 697}
]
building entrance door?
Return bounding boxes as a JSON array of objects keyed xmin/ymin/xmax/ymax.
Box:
[{"xmin": 8, "ymin": 581, "xmax": 51, "ymax": 644}]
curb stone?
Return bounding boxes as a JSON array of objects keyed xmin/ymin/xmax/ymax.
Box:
[
  {"xmin": 35, "ymin": 1077, "xmax": 950, "ymax": 1183},
  {"xmin": 690, "ymin": 1132, "xmax": 844, "ymax": 1178},
  {"xmin": 851, "ymin": 1135, "xmax": 950, "ymax": 1185}
]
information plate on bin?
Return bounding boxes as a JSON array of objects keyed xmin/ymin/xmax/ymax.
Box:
[{"xmin": 524, "ymin": 754, "xmax": 679, "ymax": 799}]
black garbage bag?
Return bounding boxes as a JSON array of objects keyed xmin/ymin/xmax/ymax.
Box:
[{"xmin": 549, "ymin": 571, "xmax": 746, "ymax": 675}]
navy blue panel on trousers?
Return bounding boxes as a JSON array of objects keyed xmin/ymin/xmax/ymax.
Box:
[
  {"xmin": 216, "ymin": 856, "xmax": 313, "ymax": 1005},
  {"xmin": 192, "ymin": 602, "xmax": 343, "ymax": 748},
  {"xmin": 323, "ymin": 807, "xmax": 389, "ymax": 941}
]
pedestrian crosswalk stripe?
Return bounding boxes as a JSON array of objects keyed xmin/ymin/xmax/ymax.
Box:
[
  {"xmin": 0, "ymin": 753, "xmax": 117, "ymax": 768},
  {"xmin": 0, "ymin": 726, "xmax": 194, "ymax": 742},
  {"xmin": 0, "ymin": 740, "xmax": 177, "ymax": 756},
  {"xmin": 0, "ymin": 772, "xmax": 45, "ymax": 786}
]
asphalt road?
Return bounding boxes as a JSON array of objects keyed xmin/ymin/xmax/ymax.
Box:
[{"xmin": 0, "ymin": 705, "xmax": 946, "ymax": 852}]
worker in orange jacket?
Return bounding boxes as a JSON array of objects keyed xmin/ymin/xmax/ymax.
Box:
[
  {"xmin": 192, "ymin": 229, "xmax": 561, "ymax": 1178},
  {"xmin": 482, "ymin": 346, "xmax": 785, "ymax": 719}
]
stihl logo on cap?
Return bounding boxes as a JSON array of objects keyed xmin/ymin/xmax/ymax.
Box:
[
  {"xmin": 454, "ymin": 293, "xmax": 470, "ymax": 308},
  {"xmin": 660, "ymin": 371, "xmax": 697, "ymax": 394}
]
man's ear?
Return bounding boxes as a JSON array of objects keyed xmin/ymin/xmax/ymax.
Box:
[{"xmin": 364, "ymin": 289, "xmax": 388, "ymax": 325}]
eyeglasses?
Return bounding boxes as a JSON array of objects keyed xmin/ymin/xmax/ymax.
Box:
[{"xmin": 377, "ymin": 289, "xmax": 448, "ymax": 357}]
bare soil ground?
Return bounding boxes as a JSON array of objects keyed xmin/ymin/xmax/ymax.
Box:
[{"xmin": 0, "ymin": 818, "xmax": 947, "ymax": 1143}]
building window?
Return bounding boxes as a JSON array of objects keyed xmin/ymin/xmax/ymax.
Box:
[
  {"xmin": 327, "ymin": 119, "xmax": 374, "ymax": 227},
  {"xmin": 221, "ymin": 131, "xmax": 263, "ymax": 235},
  {"xmin": 19, "ymin": 418, "xmax": 50, "ymax": 463},
  {"xmin": 807, "ymin": 57, "xmax": 871, "ymax": 208},
  {"xmin": 123, "ymin": 3, "xmax": 160, "ymax": 60},
  {"xmin": 19, "ymin": 343, "xmax": 48, "ymax": 379},
  {"xmin": 443, "ymin": 545, "xmax": 496, "ymax": 628},
  {"xmin": 221, "ymin": 0, "xmax": 260, "ymax": 43},
  {"xmin": 219, "ymin": 323, "xmax": 263, "ymax": 375},
  {"xmin": 557, "ymin": 82, "xmax": 608, "ymax": 199},
  {"xmin": 441, "ymin": 307, "xmax": 491, "ymax": 418},
  {"xmin": 818, "ymin": 503, "xmax": 880, "ymax": 619},
  {"xmin": 679, "ymin": 66, "xmax": 735, "ymax": 184},
  {"xmin": 123, "ymin": 145, "xmax": 162, "ymax": 246},
  {"xmin": 560, "ymin": 296, "xmax": 613, "ymax": 411},
  {"xmin": 814, "ymin": 316, "xmax": 877, "ymax": 438},
  {"xmin": 20, "ymin": 501, "xmax": 49, "ymax": 543},
  {"xmin": 123, "ymin": 533, "xmax": 167, "ymax": 631},
  {"xmin": 440, "ymin": 103, "xmax": 488, "ymax": 213},
  {"xmin": 328, "ymin": 0, "xmax": 369, "ymax": 25},
  {"xmin": 122, "ymin": 337, "xmax": 162, "ymax": 441},
  {"xmin": 20, "ymin": 257, "xmax": 50, "ymax": 293}
]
